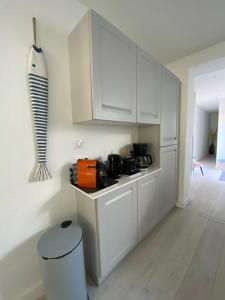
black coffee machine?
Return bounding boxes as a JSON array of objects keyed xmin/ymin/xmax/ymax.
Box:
[
  {"xmin": 132, "ymin": 143, "xmax": 152, "ymax": 169},
  {"xmin": 122, "ymin": 156, "xmax": 140, "ymax": 176}
]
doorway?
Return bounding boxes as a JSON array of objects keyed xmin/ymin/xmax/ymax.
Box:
[{"xmin": 186, "ymin": 67, "xmax": 225, "ymax": 222}]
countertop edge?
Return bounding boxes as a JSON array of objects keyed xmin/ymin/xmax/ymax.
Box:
[{"xmin": 71, "ymin": 167, "xmax": 161, "ymax": 200}]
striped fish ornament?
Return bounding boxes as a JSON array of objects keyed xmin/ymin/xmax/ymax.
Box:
[{"xmin": 28, "ymin": 45, "xmax": 51, "ymax": 181}]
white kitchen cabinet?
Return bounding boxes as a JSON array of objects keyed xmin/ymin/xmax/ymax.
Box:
[
  {"xmin": 138, "ymin": 172, "xmax": 160, "ymax": 241},
  {"xmin": 75, "ymin": 169, "xmax": 161, "ymax": 285},
  {"xmin": 97, "ymin": 182, "xmax": 138, "ymax": 278},
  {"xmin": 160, "ymin": 67, "xmax": 180, "ymax": 146},
  {"xmin": 137, "ymin": 47, "xmax": 161, "ymax": 124},
  {"xmin": 159, "ymin": 145, "xmax": 178, "ymax": 220},
  {"xmin": 69, "ymin": 10, "xmax": 137, "ymax": 124}
]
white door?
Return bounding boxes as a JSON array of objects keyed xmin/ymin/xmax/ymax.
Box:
[
  {"xmin": 91, "ymin": 10, "xmax": 137, "ymax": 123},
  {"xmin": 159, "ymin": 145, "xmax": 178, "ymax": 220},
  {"xmin": 160, "ymin": 67, "xmax": 180, "ymax": 146},
  {"xmin": 97, "ymin": 182, "xmax": 138, "ymax": 278},
  {"xmin": 138, "ymin": 172, "xmax": 160, "ymax": 241},
  {"xmin": 137, "ymin": 47, "xmax": 161, "ymax": 124}
]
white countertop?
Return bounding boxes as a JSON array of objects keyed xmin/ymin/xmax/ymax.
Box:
[{"xmin": 72, "ymin": 165, "xmax": 161, "ymax": 200}]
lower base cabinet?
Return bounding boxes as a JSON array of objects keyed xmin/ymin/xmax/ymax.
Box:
[
  {"xmin": 159, "ymin": 145, "xmax": 178, "ymax": 221},
  {"xmin": 97, "ymin": 182, "xmax": 138, "ymax": 279},
  {"xmin": 75, "ymin": 169, "xmax": 161, "ymax": 285},
  {"xmin": 138, "ymin": 172, "xmax": 160, "ymax": 241}
]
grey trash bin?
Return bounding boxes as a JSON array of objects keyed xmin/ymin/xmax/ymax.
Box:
[{"xmin": 37, "ymin": 220, "xmax": 88, "ymax": 300}]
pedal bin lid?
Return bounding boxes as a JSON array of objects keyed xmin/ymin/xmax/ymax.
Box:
[{"xmin": 37, "ymin": 221, "xmax": 82, "ymax": 259}]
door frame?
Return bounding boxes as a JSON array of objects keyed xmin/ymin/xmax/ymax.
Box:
[{"xmin": 184, "ymin": 56, "xmax": 225, "ymax": 206}]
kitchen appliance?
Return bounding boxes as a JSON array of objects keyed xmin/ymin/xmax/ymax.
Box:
[
  {"xmin": 77, "ymin": 159, "xmax": 98, "ymax": 188},
  {"xmin": 76, "ymin": 159, "xmax": 117, "ymax": 192},
  {"xmin": 132, "ymin": 143, "xmax": 153, "ymax": 169},
  {"xmin": 135, "ymin": 156, "xmax": 152, "ymax": 169},
  {"xmin": 70, "ymin": 163, "xmax": 78, "ymax": 186},
  {"xmin": 77, "ymin": 159, "xmax": 107, "ymax": 188},
  {"xmin": 107, "ymin": 154, "xmax": 123, "ymax": 179},
  {"xmin": 122, "ymin": 156, "xmax": 140, "ymax": 175}
]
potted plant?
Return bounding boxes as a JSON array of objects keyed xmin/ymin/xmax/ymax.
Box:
[{"xmin": 209, "ymin": 129, "xmax": 217, "ymax": 154}]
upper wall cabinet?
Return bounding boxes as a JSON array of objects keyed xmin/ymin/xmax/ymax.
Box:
[
  {"xmin": 160, "ymin": 68, "xmax": 180, "ymax": 146},
  {"xmin": 137, "ymin": 47, "xmax": 161, "ymax": 124},
  {"xmin": 69, "ymin": 10, "xmax": 137, "ymax": 124}
]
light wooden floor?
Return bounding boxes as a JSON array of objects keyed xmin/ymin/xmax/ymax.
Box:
[
  {"xmin": 198, "ymin": 155, "xmax": 225, "ymax": 170},
  {"xmin": 87, "ymin": 208, "xmax": 225, "ymax": 300},
  {"xmin": 39, "ymin": 159, "xmax": 225, "ymax": 300},
  {"xmin": 187, "ymin": 164, "xmax": 225, "ymax": 222},
  {"xmin": 39, "ymin": 208, "xmax": 225, "ymax": 300}
]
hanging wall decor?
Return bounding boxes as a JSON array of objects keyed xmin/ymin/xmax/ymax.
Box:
[
  {"xmin": 209, "ymin": 129, "xmax": 217, "ymax": 155},
  {"xmin": 28, "ymin": 17, "xmax": 51, "ymax": 181}
]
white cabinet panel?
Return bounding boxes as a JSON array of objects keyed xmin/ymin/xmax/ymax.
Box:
[
  {"xmin": 91, "ymin": 11, "xmax": 137, "ymax": 122},
  {"xmin": 138, "ymin": 173, "xmax": 160, "ymax": 241},
  {"xmin": 75, "ymin": 169, "xmax": 163, "ymax": 284},
  {"xmin": 69, "ymin": 10, "xmax": 137, "ymax": 124},
  {"xmin": 137, "ymin": 48, "xmax": 161, "ymax": 124},
  {"xmin": 97, "ymin": 182, "xmax": 138, "ymax": 278},
  {"xmin": 69, "ymin": 10, "xmax": 180, "ymax": 127},
  {"xmin": 160, "ymin": 68, "xmax": 180, "ymax": 146},
  {"xmin": 159, "ymin": 145, "xmax": 178, "ymax": 220}
]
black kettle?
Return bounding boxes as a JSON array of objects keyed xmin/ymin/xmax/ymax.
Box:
[{"xmin": 107, "ymin": 154, "xmax": 123, "ymax": 179}]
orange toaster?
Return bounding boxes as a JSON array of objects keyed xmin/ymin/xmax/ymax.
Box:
[{"xmin": 77, "ymin": 159, "xmax": 97, "ymax": 188}]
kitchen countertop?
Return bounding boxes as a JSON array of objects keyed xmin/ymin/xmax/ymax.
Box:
[{"xmin": 72, "ymin": 165, "xmax": 161, "ymax": 200}]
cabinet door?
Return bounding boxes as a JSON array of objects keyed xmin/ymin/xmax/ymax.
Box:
[
  {"xmin": 159, "ymin": 145, "xmax": 178, "ymax": 220},
  {"xmin": 97, "ymin": 182, "xmax": 138, "ymax": 278},
  {"xmin": 91, "ymin": 10, "xmax": 137, "ymax": 123},
  {"xmin": 160, "ymin": 68, "xmax": 180, "ymax": 146},
  {"xmin": 137, "ymin": 48, "xmax": 161, "ymax": 124},
  {"xmin": 138, "ymin": 172, "xmax": 160, "ymax": 241}
]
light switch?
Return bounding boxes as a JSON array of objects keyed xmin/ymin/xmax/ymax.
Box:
[{"xmin": 75, "ymin": 139, "xmax": 84, "ymax": 149}]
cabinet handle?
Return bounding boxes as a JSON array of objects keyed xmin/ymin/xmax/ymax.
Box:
[
  {"xmin": 141, "ymin": 112, "xmax": 158, "ymax": 118},
  {"xmin": 102, "ymin": 104, "xmax": 132, "ymax": 115},
  {"xmin": 106, "ymin": 190, "xmax": 132, "ymax": 206},
  {"xmin": 163, "ymin": 137, "xmax": 176, "ymax": 141}
]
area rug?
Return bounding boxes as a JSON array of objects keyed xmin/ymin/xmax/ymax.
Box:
[{"xmin": 219, "ymin": 171, "xmax": 225, "ymax": 181}]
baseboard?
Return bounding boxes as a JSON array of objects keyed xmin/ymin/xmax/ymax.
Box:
[
  {"xmin": 17, "ymin": 281, "xmax": 44, "ymax": 300},
  {"xmin": 176, "ymin": 201, "xmax": 184, "ymax": 208}
]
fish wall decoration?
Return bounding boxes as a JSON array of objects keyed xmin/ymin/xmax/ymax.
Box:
[{"xmin": 28, "ymin": 18, "xmax": 51, "ymax": 181}]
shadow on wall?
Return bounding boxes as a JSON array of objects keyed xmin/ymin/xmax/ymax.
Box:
[
  {"xmin": 0, "ymin": 231, "xmax": 44, "ymax": 300},
  {"xmin": 0, "ymin": 163, "xmax": 76, "ymax": 300},
  {"xmin": 119, "ymin": 144, "xmax": 133, "ymax": 156}
]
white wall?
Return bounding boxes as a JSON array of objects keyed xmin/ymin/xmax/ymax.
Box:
[
  {"xmin": 0, "ymin": 1, "xmax": 138, "ymax": 299},
  {"xmin": 210, "ymin": 112, "xmax": 219, "ymax": 131},
  {"xmin": 167, "ymin": 42, "xmax": 225, "ymax": 206},
  {"xmin": 217, "ymin": 100, "xmax": 225, "ymax": 162},
  {"xmin": 193, "ymin": 107, "xmax": 210, "ymax": 160}
]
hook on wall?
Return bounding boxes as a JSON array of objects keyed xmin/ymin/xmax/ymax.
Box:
[{"xmin": 32, "ymin": 17, "xmax": 37, "ymax": 47}]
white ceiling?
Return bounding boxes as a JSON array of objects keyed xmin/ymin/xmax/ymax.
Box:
[
  {"xmin": 79, "ymin": 0, "xmax": 225, "ymax": 64},
  {"xmin": 195, "ymin": 69, "xmax": 225, "ymax": 112},
  {"xmin": 0, "ymin": 0, "xmax": 87, "ymax": 35}
]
